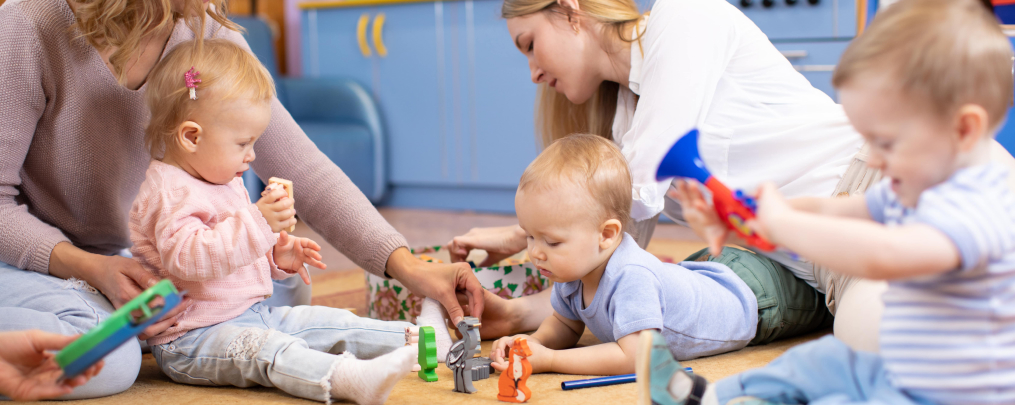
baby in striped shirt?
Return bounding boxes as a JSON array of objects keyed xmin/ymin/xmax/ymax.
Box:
[{"xmin": 641, "ymin": 1, "xmax": 1015, "ymax": 404}]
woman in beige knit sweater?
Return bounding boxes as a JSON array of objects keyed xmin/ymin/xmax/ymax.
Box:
[{"xmin": 0, "ymin": 0, "xmax": 487, "ymax": 399}]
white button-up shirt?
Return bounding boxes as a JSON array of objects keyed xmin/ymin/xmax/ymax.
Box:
[{"xmin": 614, "ymin": 0, "xmax": 863, "ymax": 221}]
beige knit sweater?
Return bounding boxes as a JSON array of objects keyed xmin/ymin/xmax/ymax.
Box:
[{"xmin": 0, "ymin": 0, "xmax": 407, "ymax": 277}]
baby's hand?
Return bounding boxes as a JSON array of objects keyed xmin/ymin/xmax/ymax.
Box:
[
  {"xmin": 747, "ymin": 182, "xmax": 791, "ymax": 244},
  {"xmin": 668, "ymin": 180, "xmax": 729, "ymax": 256},
  {"xmin": 490, "ymin": 334, "xmax": 553, "ymax": 374},
  {"xmin": 273, "ymin": 231, "xmax": 326, "ymax": 285},
  {"xmin": 255, "ymin": 184, "xmax": 296, "ymax": 233}
]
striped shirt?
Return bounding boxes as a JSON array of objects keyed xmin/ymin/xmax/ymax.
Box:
[{"xmin": 867, "ymin": 164, "xmax": 1015, "ymax": 405}]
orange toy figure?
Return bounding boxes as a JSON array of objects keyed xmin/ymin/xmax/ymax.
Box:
[{"xmin": 497, "ymin": 337, "xmax": 533, "ymax": 403}]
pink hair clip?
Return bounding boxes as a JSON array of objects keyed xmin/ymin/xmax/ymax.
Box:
[{"xmin": 185, "ymin": 67, "xmax": 201, "ymax": 100}]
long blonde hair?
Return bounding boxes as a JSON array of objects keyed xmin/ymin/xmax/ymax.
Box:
[
  {"xmin": 502, "ymin": 0, "xmax": 643, "ymax": 148},
  {"xmin": 69, "ymin": 0, "xmax": 239, "ymax": 86}
]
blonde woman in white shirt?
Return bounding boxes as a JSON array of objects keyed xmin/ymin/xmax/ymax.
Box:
[{"xmin": 449, "ymin": 0, "xmax": 1015, "ymax": 351}]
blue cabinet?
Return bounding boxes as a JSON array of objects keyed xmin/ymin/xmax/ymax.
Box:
[
  {"xmin": 466, "ymin": 0, "xmax": 540, "ymax": 187},
  {"xmin": 302, "ymin": 0, "xmax": 538, "ymax": 211},
  {"xmin": 299, "ymin": 0, "xmax": 867, "ymax": 212},
  {"xmin": 729, "ymin": 0, "xmax": 858, "ymax": 100},
  {"xmin": 726, "ymin": 0, "xmax": 857, "ymax": 40},
  {"xmin": 772, "ymin": 41, "xmax": 850, "ymax": 99}
]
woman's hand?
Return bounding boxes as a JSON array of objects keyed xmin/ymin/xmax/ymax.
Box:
[
  {"xmin": 452, "ymin": 289, "xmax": 553, "ymax": 339},
  {"xmin": 489, "ymin": 334, "xmax": 553, "ymax": 374},
  {"xmin": 668, "ymin": 180, "xmax": 729, "ymax": 256},
  {"xmin": 272, "ymin": 231, "xmax": 325, "ymax": 285},
  {"xmin": 385, "ymin": 248, "xmax": 485, "ymax": 325},
  {"xmin": 255, "ymin": 186, "xmax": 296, "ymax": 233},
  {"xmin": 447, "ymin": 225, "xmax": 528, "ymax": 266},
  {"xmin": 48, "ymin": 243, "xmax": 193, "ymax": 341},
  {"xmin": 0, "ymin": 330, "xmax": 104, "ymax": 401}
]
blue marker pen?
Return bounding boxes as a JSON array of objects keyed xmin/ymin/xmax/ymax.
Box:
[{"xmin": 560, "ymin": 368, "xmax": 692, "ymax": 391}]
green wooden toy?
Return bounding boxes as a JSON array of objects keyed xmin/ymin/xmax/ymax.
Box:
[
  {"xmin": 55, "ymin": 280, "xmax": 182, "ymax": 378},
  {"xmin": 418, "ymin": 326, "xmax": 438, "ymax": 382}
]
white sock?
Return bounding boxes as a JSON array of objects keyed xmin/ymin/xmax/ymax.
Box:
[
  {"xmin": 701, "ymin": 385, "xmax": 719, "ymax": 405},
  {"xmin": 667, "ymin": 372, "xmax": 718, "ymax": 405},
  {"xmin": 416, "ymin": 298, "xmax": 453, "ymax": 363},
  {"xmin": 668, "ymin": 370, "xmax": 694, "ymax": 401},
  {"xmin": 323, "ymin": 345, "xmax": 415, "ymax": 405}
]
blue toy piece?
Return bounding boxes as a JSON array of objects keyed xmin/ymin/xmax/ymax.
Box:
[
  {"xmin": 657, "ymin": 129, "xmax": 777, "ymax": 252},
  {"xmin": 55, "ymin": 280, "xmax": 182, "ymax": 378}
]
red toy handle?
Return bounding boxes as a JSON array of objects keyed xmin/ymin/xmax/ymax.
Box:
[{"xmin": 703, "ymin": 178, "xmax": 776, "ymax": 252}]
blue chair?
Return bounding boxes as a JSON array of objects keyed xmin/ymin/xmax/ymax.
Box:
[{"xmin": 231, "ymin": 16, "xmax": 387, "ymax": 203}]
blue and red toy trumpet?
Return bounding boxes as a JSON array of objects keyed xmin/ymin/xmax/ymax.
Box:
[{"xmin": 656, "ymin": 129, "xmax": 776, "ymax": 252}]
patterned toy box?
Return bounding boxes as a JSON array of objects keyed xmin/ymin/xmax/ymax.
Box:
[{"xmin": 366, "ymin": 246, "xmax": 551, "ymax": 323}]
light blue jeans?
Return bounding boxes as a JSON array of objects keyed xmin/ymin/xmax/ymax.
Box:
[
  {"xmin": 0, "ymin": 257, "xmax": 311, "ymax": 400},
  {"xmin": 151, "ymin": 302, "xmax": 411, "ymax": 402},
  {"xmin": 715, "ymin": 336, "xmax": 931, "ymax": 405}
]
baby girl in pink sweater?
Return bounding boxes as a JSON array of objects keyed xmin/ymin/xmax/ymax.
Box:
[{"xmin": 129, "ymin": 39, "xmax": 450, "ymax": 405}]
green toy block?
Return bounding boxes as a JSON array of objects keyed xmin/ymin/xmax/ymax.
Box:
[{"xmin": 418, "ymin": 326, "xmax": 438, "ymax": 382}]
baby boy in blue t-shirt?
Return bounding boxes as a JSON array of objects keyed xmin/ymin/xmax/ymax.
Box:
[{"xmin": 488, "ymin": 134, "xmax": 829, "ymax": 376}]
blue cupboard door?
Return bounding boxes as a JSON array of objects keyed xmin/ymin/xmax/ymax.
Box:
[
  {"xmin": 726, "ymin": 0, "xmax": 857, "ymax": 41},
  {"xmin": 372, "ymin": 3, "xmax": 451, "ymax": 185},
  {"xmin": 464, "ymin": 0, "xmax": 540, "ymax": 188},
  {"xmin": 302, "ymin": 7, "xmax": 376, "ymax": 88},
  {"xmin": 772, "ymin": 41, "xmax": 850, "ymax": 101}
]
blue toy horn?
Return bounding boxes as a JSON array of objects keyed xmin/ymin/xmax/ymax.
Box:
[{"xmin": 655, "ymin": 129, "xmax": 711, "ymax": 184}]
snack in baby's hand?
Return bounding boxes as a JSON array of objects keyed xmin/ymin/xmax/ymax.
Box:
[{"xmin": 268, "ymin": 177, "xmax": 295, "ymax": 232}]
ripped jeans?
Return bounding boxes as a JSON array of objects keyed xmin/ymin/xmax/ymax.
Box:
[{"xmin": 151, "ymin": 302, "xmax": 411, "ymax": 402}]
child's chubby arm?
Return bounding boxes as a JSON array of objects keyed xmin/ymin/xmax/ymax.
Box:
[
  {"xmin": 490, "ymin": 312, "xmax": 643, "ymax": 375},
  {"xmin": 750, "ymin": 183, "xmax": 960, "ymax": 280},
  {"xmin": 153, "ymin": 196, "xmax": 280, "ymax": 282},
  {"xmin": 788, "ymin": 194, "xmax": 870, "ymax": 219},
  {"xmin": 669, "ymin": 181, "xmax": 869, "ymax": 256}
]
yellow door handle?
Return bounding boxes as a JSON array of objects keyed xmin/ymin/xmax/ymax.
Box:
[
  {"xmin": 357, "ymin": 13, "xmax": 372, "ymax": 57},
  {"xmin": 373, "ymin": 13, "xmax": 388, "ymax": 58}
]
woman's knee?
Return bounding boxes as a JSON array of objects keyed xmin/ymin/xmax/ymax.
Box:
[{"xmin": 59, "ymin": 338, "xmax": 142, "ymax": 399}]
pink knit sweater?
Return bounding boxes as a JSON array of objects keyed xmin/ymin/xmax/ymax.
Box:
[
  {"xmin": 131, "ymin": 161, "xmax": 293, "ymax": 345},
  {"xmin": 0, "ymin": 0, "xmax": 406, "ymax": 277}
]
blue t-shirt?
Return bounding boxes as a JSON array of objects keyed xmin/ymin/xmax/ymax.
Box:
[
  {"xmin": 550, "ymin": 234, "xmax": 758, "ymax": 360},
  {"xmin": 866, "ymin": 164, "xmax": 1015, "ymax": 405}
]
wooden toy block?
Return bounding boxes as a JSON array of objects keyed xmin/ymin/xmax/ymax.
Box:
[
  {"xmin": 447, "ymin": 317, "xmax": 491, "ymax": 393},
  {"xmin": 497, "ymin": 337, "xmax": 533, "ymax": 403},
  {"xmin": 268, "ymin": 177, "xmax": 295, "ymax": 232},
  {"xmin": 418, "ymin": 326, "xmax": 438, "ymax": 382}
]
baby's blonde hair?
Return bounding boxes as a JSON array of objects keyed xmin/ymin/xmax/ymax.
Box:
[
  {"xmin": 833, "ymin": 0, "xmax": 1013, "ymax": 131},
  {"xmin": 518, "ymin": 134, "xmax": 632, "ymax": 230},
  {"xmin": 145, "ymin": 39, "xmax": 275, "ymax": 159}
]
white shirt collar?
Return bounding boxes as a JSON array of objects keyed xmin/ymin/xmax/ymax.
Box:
[{"xmin": 628, "ymin": 16, "xmax": 648, "ymax": 96}]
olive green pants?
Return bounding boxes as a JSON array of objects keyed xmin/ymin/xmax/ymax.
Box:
[{"xmin": 686, "ymin": 247, "xmax": 834, "ymax": 346}]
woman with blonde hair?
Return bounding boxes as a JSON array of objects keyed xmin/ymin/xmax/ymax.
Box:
[
  {"xmin": 450, "ymin": 0, "xmax": 1015, "ymax": 349},
  {"xmin": 0, "ymin": 0, "xmax": 485, "ymax": 398}
]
